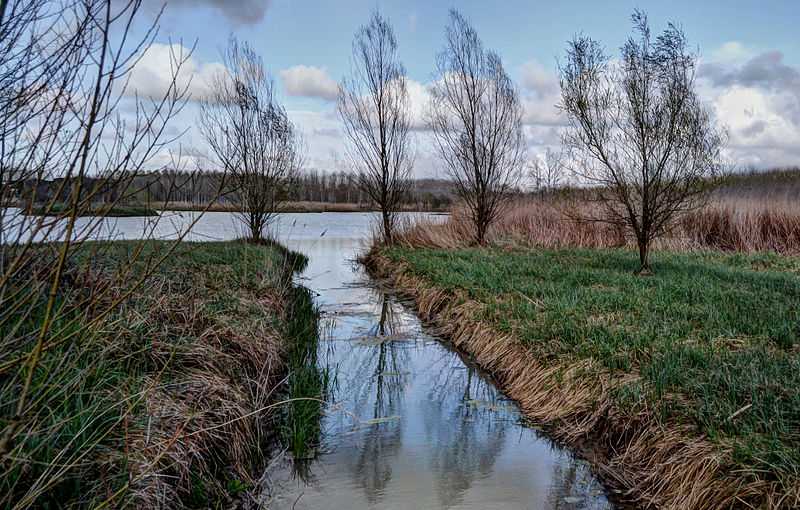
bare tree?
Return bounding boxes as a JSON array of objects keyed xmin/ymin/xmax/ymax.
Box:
[
  {"xmin": 529, "ymin": 148, "xmax": 564, "ymax": 197},
  {"xmin": 559, "ymin": 10, "xmax": 725, "ymax": 273},
  {"xmin": 428, "ymin": 9, "xmax": 524, "ymax": 245},
  {"xmin": 338, "ymin": 11, "xmax": 412, "ymax": 244},
  {"xmin": 0, "ymin": 1, "xmax": 220, "ymax": 505},
  {"xmin": 199, "ymin": 38, "xmax": 302, "ymax": 243}
]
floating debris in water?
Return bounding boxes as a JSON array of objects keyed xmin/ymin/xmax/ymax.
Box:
[
  {"xmin": 364, "ymin": 415, "xmax": 401, "ymax": 425},
  {"xmin": 464, "ymin": 399, "xmax": 516, "ymax": 412}
]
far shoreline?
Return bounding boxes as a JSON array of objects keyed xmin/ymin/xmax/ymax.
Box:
[{"xmin": 9, "ymin": 201, "xmax": 450, "ymax": 217}]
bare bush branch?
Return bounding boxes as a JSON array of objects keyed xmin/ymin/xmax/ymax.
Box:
[{"xmin": 0, "ymin": 1, "xmax": 212, "ymax": 505}]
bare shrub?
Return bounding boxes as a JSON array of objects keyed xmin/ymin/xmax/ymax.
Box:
[
  {"xmin": 200, "ymin": 38, "xmax": 302, "ymax": 243},
  {"xmin": 529, "ymin": 148, "xmax": 565, "ymax": 198},
  {"xmin": 428, "ymin": 9, "xmax": 524, "ymax": 245},
  {"xmin": 559, "ymin": 10, "xmax": 726, "ymax": 273},
  {"xmin": 338, "ymin": 11, "xmax": 413, "ymax": 244}
]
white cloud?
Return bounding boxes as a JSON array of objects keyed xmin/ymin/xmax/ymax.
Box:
[
  {"xmin": 709, "ymin": 41, "xmax": 753, "ymax": 63},
  {"xmin": 125, "ymin": 43, "xmax": 226, "ymax": 102},
  {"xmin": 520, "ymin": 59, "xmax": 558, "ymax": 95},
  {"xmin": 287, "ymin": 108, "xmax": 345, "ymax": 170},
  {"xmin": 699, "ymin": 46, "xmax": 800, "ymax": 168},
  {"xmin": 279, "ymin": 65, "xmax": 339, "ymax": 102},
  {"xmin": 406, "ymin": 78, "xmax": 431, "ymax": 130},
  {"xmin": 518, "ymin": 59, "xmax": 565, "ymax": 128}
]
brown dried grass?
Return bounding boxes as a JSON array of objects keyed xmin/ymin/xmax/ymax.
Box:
[
  {"xmin": 122, "ymin": 272, "xmax": 287, "ymax": 507},
  {"xmin": 364, "ymin": 250, "xmax": 800, "ymax": 509},
  {"xmin": 398, "ymin": 196, "xmax": 800, "ymax": 255}
]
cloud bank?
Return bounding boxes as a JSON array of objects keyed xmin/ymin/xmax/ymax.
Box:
[
  {"xmin": 699, "ymin": 47, "xmax": 800, "ymax": 167},
  {"xmin": 279, "ymin": 65, "xmax": 340, "ymax": 101},
  {"xmin": 126, "ymin": 40, "xmax": 800, "ymax": 177}
]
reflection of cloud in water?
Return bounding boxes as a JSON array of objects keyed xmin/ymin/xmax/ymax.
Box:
[
  {"xmin": 422, "ymin": 359, "xmax": 511, "ymax": 508},
  {"xmin": 257, "ymin": 213, "xmax": 613, "ymax": 510}
]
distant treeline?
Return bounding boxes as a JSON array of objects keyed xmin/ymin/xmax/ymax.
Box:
[
  {"xmin": 713, "ymin": 167, "xmax": 800, "ymax": 204},
  {"xmin": 288, "ymin": 170, "xmax": 455, "ymax": 210},
  {"xmin": 9, "ymin": 166, "xmax": 798, "ymax": 212},
  {"xmin": 533, "ymin": 167, "xmax": 800, "ymax": 205},
  {"xmin": 12, "ymin": 169, "xmax": 456, "ymax": 211}
]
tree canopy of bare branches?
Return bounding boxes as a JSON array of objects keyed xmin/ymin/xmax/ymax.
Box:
[
  {"xmin": 529, "ymin": 148, "xmax": 564, "ymax": 197},
  {"xmin": 428, "ymin": 9, "xmax": 524, "ymax": 245},
  {"xmin": 0, "ymin": 0, "xmax": 215, "ymax": 505},
  {"xmin": 338, "ymin": 11, "xmax": 412, "ymax": 244},
  {"xmin": 559, "ymin": 10, "xmax": 726, "ymax": 273},
  {"xmin": 199, "ymin": 38, "xmax": 302, "ymax": 243}
]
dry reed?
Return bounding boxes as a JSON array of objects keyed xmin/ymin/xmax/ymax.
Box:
[
  {"xmin": 397, "ymin": 196, "xmax": 800, "ymax": 255},
  {"xmin": 119, "ymin": 247, "xmax": 303, "ymax": 508}
]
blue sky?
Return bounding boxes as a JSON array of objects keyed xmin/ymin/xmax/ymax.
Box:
[{"xmin": 130, "ymin": 0, "xmax": 800, "ymax": 174}]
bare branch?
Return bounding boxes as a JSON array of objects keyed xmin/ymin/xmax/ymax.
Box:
[
  {"xmin": 558, "ymin": 9, "xmax": 726, "ymax": 272},
  {"xmin": 338, "ymin": 10, "xmax": 413, "ymax": 244},
  {"xmin": 198, "ymin": 37, "xmax": 302, "ymax": 243},
  {"xmin": 428, "ymin": 9, "xmax": 524, "ymax": 245}
]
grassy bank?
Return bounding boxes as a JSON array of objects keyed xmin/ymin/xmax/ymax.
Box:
[
  {"xmin": 1, "ymin": 240, "xmax": 320, "ymax": 508},
  {"xmin": 367, "ymin": 246, "xmax": 800, "ymax": 508},
  {"xmin": 25, "ymin": 203, "xmax": 159, "ymax": 217}
]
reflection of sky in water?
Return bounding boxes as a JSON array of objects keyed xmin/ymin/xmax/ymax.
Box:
[
  {"xmin": 3, "ymin": 209, "xmax": 611, "ymax": 508},
  {"xmin": 264, "ymin": 214, "xmax": 613, "ymax": 510}
]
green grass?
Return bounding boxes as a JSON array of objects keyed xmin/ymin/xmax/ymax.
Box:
[
  {"xmin": 385, "ymin": 246, "xmax": 800, "ymax": 482},
  {"xmin": 1, "ymin": 239, "xmax": 315, "ymax": 507},
  {"xmin": 281, "ymin": 284, "xmax": 328, "ymax": 461}
]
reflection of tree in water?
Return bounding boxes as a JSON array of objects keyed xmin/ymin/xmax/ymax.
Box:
[
  {"xmin": 545, "ymin": 459, "xmax": 579, "ymax": 509},
  {"xmin": 346, "ymin": 293, "xmax": 410, "ymax": 505},
  {"xmin": 544, "ymin": 453, "xmax": 610, "ymax": 510},
  {"xmin": 422, "ymin": 352, "xmax": 511, "ymax": 509}
]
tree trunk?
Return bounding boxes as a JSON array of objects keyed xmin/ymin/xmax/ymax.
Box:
[
  {"xmin": 382, "ymin": 209, "xmax": 392, "ymax": 245},
  {"xmin": 475, "ymin": 208, "xmax": 488, "ymax": 246},
  {"xmin": 637, "ymin": 238, "xmax": 651, "ymax": 275}
]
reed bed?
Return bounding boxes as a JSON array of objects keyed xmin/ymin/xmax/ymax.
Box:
[{"xmin": 397, "ymin": 196, "xmax": 800, "ymax": 255}]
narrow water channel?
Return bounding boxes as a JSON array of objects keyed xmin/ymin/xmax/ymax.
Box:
[
  {"xmin": 7, "ymin": 208, "xmax": 614, "ymax": 508},
  {"xmin": 264, "ymin": 213, "xmax": 613, "ymax": 510}
]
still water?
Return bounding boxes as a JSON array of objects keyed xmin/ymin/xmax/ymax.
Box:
[
  {"xmin": 263, "ymin": 213, "xmax": 613, "ymax": 510},
  {"xmin": 4, "ymin": 210, "xmax": 613, "ymax": 509}
]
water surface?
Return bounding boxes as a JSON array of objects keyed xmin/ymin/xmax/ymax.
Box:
[
  {"xmin": 3, "ymin": 209, "xmax": 613, "ymax": 509},
  {"xmin": 262, "ymin": 213, "xmax": 613, "ymax": 510}
]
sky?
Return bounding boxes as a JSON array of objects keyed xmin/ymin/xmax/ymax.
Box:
[{"xmin": 125, "ymin": 0, "xmax": 800, "ymax": 176}]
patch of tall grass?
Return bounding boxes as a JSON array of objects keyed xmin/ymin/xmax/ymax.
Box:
[
  {"xmin": 280, "ymin": 284, "xmax": 329, "ymax": 462},
  {"xmin": 395, "ymin": 195, "xmax": 800, "ymax": 255},
  {"xmin": 0, "ymin": 240, "xmax": 314, "ymax": 508}
]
